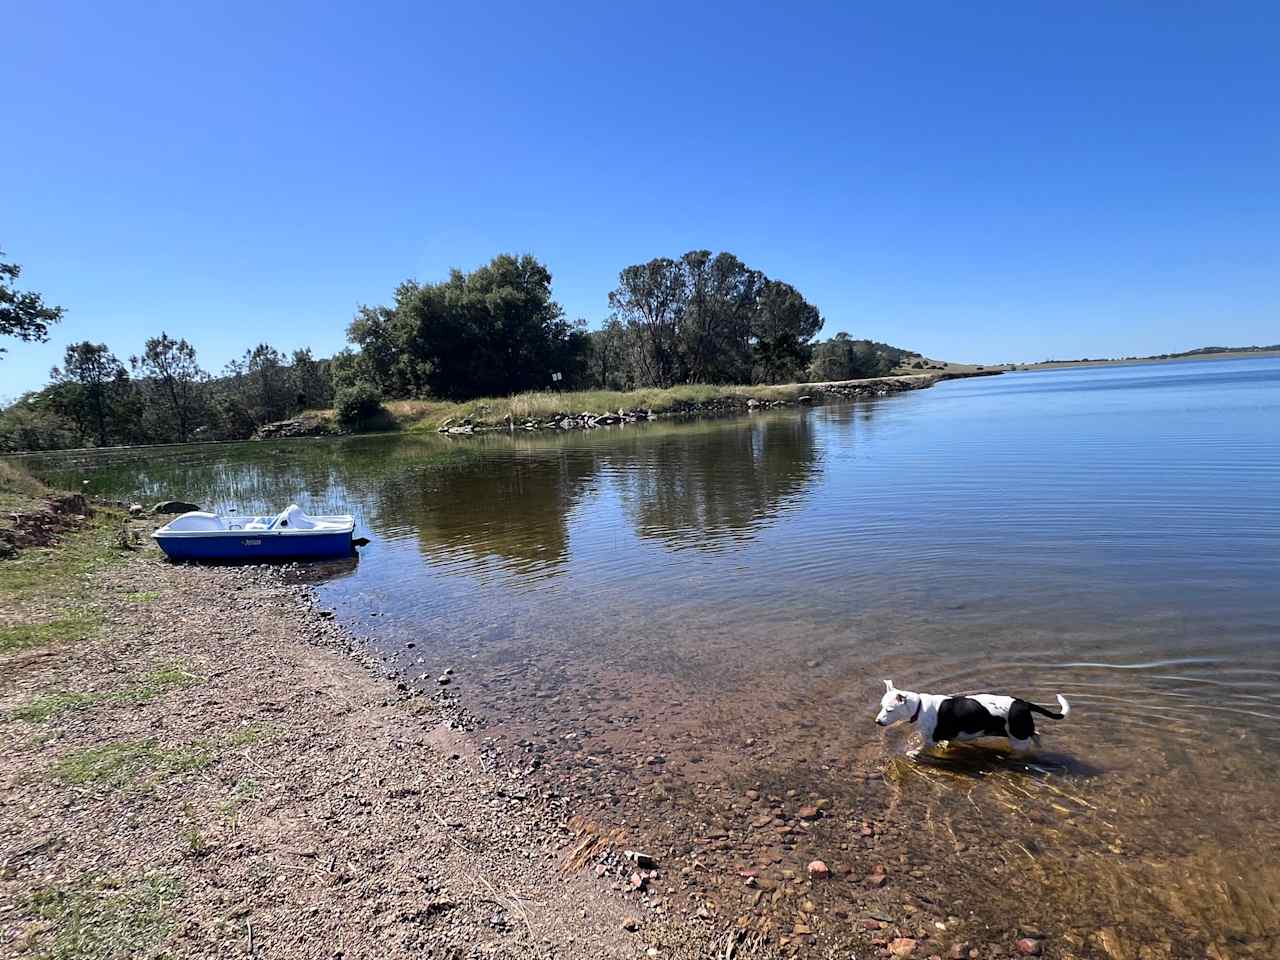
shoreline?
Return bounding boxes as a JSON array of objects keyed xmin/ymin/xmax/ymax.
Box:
[
  {"xmin": 424, "ymin": 370, "xmax": 1001, "ymax": 435},
  {"xmin": 1020, "ymin": 349, "xmax": 1280, "ymax": 371},
  {"xmin": 1, "ymin": 505, "xmax": 1027, "ymax": 959}
]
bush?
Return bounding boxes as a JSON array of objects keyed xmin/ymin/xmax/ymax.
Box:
[{"xmin": 333, "ymin": 382, "xmax": 384, "ymax": 428}]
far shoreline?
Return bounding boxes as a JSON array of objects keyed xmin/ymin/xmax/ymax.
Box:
[{"xmin": 1017, "ymin": 348, "xmax": 1280, "ymax": 372}]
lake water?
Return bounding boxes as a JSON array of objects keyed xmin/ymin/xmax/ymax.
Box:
[{"xmin": 21, "ymin": 358, "xmax": 1280, "ymax": 957}]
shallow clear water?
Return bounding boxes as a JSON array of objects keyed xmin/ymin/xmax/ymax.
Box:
[{"xmin": 21, "ymin": 358, "xmax": 1280, "ymax": 955}]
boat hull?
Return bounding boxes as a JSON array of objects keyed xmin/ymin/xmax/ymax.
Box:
[{"xmin": 154, "ymin": 529, "xmax": 354, "ymax": 562}]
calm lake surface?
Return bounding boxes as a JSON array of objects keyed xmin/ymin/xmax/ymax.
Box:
[{"xmin": 23, "ymin": 357, "xmax": 1280, "ymax": 956}]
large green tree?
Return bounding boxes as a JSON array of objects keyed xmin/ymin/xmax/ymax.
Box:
[
  {"xmin": 0, "ymin": 252, "xmax": 64, "ymax": 355},
  {"xmin": 751, "ymin": 280, "xmax": 824, "ymax": 383},
  {"xmin": 347, "ymin": 254, "xmax": 586, "ymax": 401},
  {"xmin": 605, "ymin": 250, "xmax": 821, "ymax": 387}
]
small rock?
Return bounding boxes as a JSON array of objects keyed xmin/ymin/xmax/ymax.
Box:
[
  {"xmin": 128, "ymin": 503, "xmax": 144, "ymax": 516},
  {"xmin": 866, "ymin": 873, "xmax": 888, "ymax": 888},
  {"xmin": 1015, "ymin": 939, "xmax": 1043, "ymax": 957},
  {"xmin": 948, "ymin": 944, "xmax": 973, "ymax": 960},
  {"xmin": 622, "ymin": 917, "xmax": 640, "ymax": 932},
  {"xmin": 889, "ymin": 938, "xmax": 919, "ymax": 958},
  {"xmin": 623, "ymin": 850, "xmax": 657, "ymax": 869},
  {"xmin": 797, "ymin": 805, "xmax": 820, "ymax": 820},
  {"xmin": 437, "ymin": 675, "xmax": 451, "ymax": 685},
  {"xmin": 807, "ymin": 860, "xmax": 830, "ymax": 879}
]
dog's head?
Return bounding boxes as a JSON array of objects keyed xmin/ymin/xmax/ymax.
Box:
[{"xmin": 875, "ymin": 680, "xmax": 919, "ymax": 727}]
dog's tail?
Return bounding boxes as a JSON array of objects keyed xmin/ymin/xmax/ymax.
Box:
[{"xmin": 1027, "ymin": 695, "xmax": 1070, "ymax": 720}]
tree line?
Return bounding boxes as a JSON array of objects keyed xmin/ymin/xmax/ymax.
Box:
[
  {"xmin": 337, "ymin": 250, "xmax": 917, "ymax": 403},
  {"xmin": 1, "ymin": 337, "xmax": 336, "ymax": 452},
  {"xmin": 1, "ymin": 248, "xmax": 919, "ymax": 451}
]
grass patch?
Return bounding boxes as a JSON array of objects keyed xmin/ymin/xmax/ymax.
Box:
[
  {"xmin": 22, "ymin": 873, "xmax": 180, "ymax": 959},
  {"xmin": 10, "ymin": 691, "xmax": 102, "ymax": 722},
  {"xmin": 9, "ymin": 663, "xmax": 204, "ymax": 723},
  {"xmin": 0, "ymin": 616, "xmax": 98, "ymax": 655},
  {"xmin": 52, "ymin": 725, "xmax": 268, "ymax": 788},
  {"xmin": 52, "ymin": 738, "xmax": 217, "ymax": 787},
  {"xmin": 123, "ymin": 590, "xmax": 161, "ymax": 603}
]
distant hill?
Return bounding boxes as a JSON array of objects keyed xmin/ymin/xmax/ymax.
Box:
[{"xmin": 1151, "ymin": 344, "xmax": 1280, "ymax": 359}]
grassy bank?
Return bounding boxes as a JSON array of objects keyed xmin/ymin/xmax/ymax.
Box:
[
  {"xmin": 0, "ymin": 458, "xmax": 52, "ymax": 514},
  {"xmin": 370, "ymin": 372, "xmax": 1001, "ymax": 433},
  {"xmin": 384, "ymin": 382, "xmax": 822, "ymax": 432}
]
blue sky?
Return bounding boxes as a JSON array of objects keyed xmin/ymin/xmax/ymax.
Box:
[{"xmin": 3, "ymin": 1, "xmax": 1278, "ymax": 397}]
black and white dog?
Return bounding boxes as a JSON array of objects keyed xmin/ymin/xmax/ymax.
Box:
[{"xmin": 875, "ymin": 680, "xmax": 1070, "ymax": 757}]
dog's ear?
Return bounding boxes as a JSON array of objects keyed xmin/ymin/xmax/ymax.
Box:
[{"xmin": 883, "ymin": 679, "xmax": 894, "ymax": 692}]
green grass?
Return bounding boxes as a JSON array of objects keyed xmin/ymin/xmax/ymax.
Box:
[
  {"xmin": 123, "ymin": 590, "xmax": 161, "ymax": 603},
  {"xmin": 51, "ymin": 725, "xmax": 268, "ymax": 788},
  {"xmin": 0, "ymin": 616, "xmax": 98, "ymax": 656},
  {"xmin": 23, "ymin": 873, "xmax": 181, "ymax": 960},
  {"xmin": 10, "ymin": 691, "xmax": 103, "ymax": 722},
  {"xmin": 10, "ymin": 663, "xmax": 205, "ymax": 722},
  {"xmin": 52, "ymin": 738, "xmax": 217, "ymax": 787}
]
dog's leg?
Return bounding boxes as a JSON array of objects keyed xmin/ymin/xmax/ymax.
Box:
[
  {"xmin": 907, "ymin": 738, "xmax": 937, "ymax": 761},
  {"xmin": 1008, "ymin": 736, "xmax": 1035, "ymax": 757}
]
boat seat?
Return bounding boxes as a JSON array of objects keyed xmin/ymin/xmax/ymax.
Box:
[
  {"xmin": 271, "ymin": 504, "xmax": 346, "ymax": 530},
  {"xmin": 164, "ymin": 512, "xmax": 227, "ymax": 532}
]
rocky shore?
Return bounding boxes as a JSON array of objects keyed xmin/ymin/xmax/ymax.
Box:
[{"xmin": 435, "ymin": 371, "xmax": 998, "ymax": 436}]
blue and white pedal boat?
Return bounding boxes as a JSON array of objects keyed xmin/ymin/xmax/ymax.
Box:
[{"xmin": 153, "ymin": 504, "xmax": 355, "ymax": 562}]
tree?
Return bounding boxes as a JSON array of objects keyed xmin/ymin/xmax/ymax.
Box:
[
  {"xmin": 289, "ymin": 348, "xmax": 332, "ymax": 410},
  {"xmin": 0, "ymin": 252, "xmax": 64, "ymax": 355},
  {"xmin": 131, "ymin": 333, "xmax": 205, "ymax": 442},
  {"xmin": 346, "ymin": 254, "xmax": 587, "ymax": 401},
  {"xmin": 584, "ymin": 319, "xmax": 630, "ymax": 391},
  {"xmin": 806, "ymin": 333, "xmax": 911, "ymax": 382},
  {"xmin": 751, "ymin": 280, "xmax": 823, "ymax": 383},
  {"xmin": 245, "ymin": 344, "xmax": 288, "ymax": 424},
  {"xmin": 607, "ymin": 257, "xmax": 687, "ymax": 387},
  {"xmin": 607, "ymin": 250, "xmax": 820, "ymax": 388},
  {"xmin": 679, "ymin": 251, "xmax": 764, "ymax": 384},
  {"xmin": 51, "ymin": 342, "xmax": 127, "ymax": 446}
]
